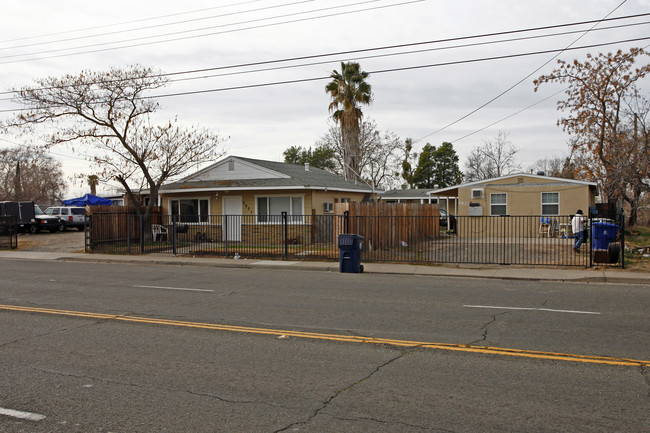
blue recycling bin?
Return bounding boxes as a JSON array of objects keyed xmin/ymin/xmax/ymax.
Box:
[
  {"xmin": 338, "ymin": 234, "xmax": 364, "ymax": 273},
  {"xmin": 591, "ymin": 222, "xmax": 619, "ymax": 250}
]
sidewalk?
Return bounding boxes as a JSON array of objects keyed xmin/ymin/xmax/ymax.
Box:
[{"xmin": 1, "ymin": 250, "xmax": 648, "ymax": 285}]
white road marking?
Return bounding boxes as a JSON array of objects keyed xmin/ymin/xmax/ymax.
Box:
[
  {"xmin": 0, "ymin": 407, "xmax": 46, "ymax": 421},
  {"xmin": 463, "ymin": 305, "xmax": 601, "ymax": 315},
  {"xmin": 134, "ymin": 285, "xmax": 214, "ymax": 292}
]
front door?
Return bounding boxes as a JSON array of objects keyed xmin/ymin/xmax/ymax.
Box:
[{"xmin": 222, "ymin": 196, "xmax": 242, "ymax": 241}]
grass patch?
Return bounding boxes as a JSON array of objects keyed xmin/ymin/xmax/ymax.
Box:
[{"xmin": 623, "ymin": 226, "xmax": 650, "ymax": 271}]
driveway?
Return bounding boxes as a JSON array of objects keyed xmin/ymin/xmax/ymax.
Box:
[{"xmin": 16, "ymin": 230, "xmax": 85, "ymax": 252}]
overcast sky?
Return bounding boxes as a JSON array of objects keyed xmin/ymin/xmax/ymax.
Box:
[{"xmin": 1, "ymin": 0, "xmax": 649, "ymax": 197}]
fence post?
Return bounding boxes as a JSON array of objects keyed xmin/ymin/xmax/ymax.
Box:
[
  {"xmin": 224, "ymin": 215, "xmax": 228, "ymax": 258},
  {"xmin": 126, "ymin": 213, "xmax": 131, "ymax": 254},
  {"xmin": 621, "ymin": 216, "xmax": 625, "ymax": 269},
  {"xmin": 344, "ymin": 210, "xmax": 349, "ymax": 233},
  {"xmin": 172, "ymin": 214, "xmax": 177, "ymax": 255},
  {"xmin": 140, "ymin": 214, "xmax": 144, "ymax": 255},
  {"xmin": 588, "ymin": 212, "xmax": 593, "ymax": 268},
  {"xmin": 282, "ymin": 211, "xmax": 288, "ymax": 260}
]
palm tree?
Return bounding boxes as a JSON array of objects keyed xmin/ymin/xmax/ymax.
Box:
[
  {"xmin": 325, "ymin": 62, "xmax": 372, "ymax": 180},
  {"xmin": 87, "ymin": 175, "xmax": 99, "ymax": 195}
]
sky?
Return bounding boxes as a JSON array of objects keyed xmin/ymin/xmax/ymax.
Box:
[{"xmin": 1, "ymin": 0, "xmax": 649, "ymax": 198}]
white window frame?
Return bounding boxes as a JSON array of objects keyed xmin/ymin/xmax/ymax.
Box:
[
  {"xmin": 168, "ymin": 197, "xmax": 211, "ymax": 223},
  {"xmin": 541, "ymin": 192, "xmax": 560, "ymax": 216},
  {"xmin": 255, "ymin": 194, "xmax": 305, "ymax": 224},
  {"xmin": 471, "ymin": 188, "xmax": 484, "ymax": 199},
  {"xmin": 490, "ymin": 193, "xmax": 507, "ymax": 216}
]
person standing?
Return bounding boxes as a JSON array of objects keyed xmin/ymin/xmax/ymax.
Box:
[{"xmin": 571, "ymin": 209, "xmax": 586, "ymax": 252}]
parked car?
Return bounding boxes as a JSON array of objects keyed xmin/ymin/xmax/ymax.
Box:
[
  {"xmin": 44, "ymin": 206, "xmax": 87, "ymax": 231},
  {"xmin": 32, "ymin": 205, "xmax": 61, "ymax": 233}
]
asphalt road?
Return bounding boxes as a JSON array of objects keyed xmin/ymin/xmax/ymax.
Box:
[{"xmin": 0, "ymin": 259, "xmax": 648, "ymax": 432}]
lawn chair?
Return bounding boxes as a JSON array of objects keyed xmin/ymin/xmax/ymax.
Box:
[{"xmin": 152, "ymin": 224, "xmax": 169, "ymax": 242}]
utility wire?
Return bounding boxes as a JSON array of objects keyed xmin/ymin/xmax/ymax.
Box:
[
  {"xmin": 0, "ymin": 0, "xmax": 266, "ymax": 44},
  {"xmin": 161, "ymin": 21, "xmax": 650, "ymax": 84},
  {"xmin": 0, "ymin": 0, "xmax": 318, "ymax": 51},
  {"xmin": 415, "ymin": 0, "xmax": 629, "ymax": 144},
  {"xmin": 1, "ymin": 36, "xmax": 647, "ymax": 115},
  {"xmin": 0, "ymin": 0, "xmax": 419, "ymax": 64},
  {"xmin": 138, "ymin": 37, "xmax": 650, "ymax": 100},
  {"xmin": 1, "ymin": 12, "xmax": 647, "ymax": 98}
]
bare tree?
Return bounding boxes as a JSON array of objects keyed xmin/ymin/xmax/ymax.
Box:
[
  {"xmin": 534, "ymin": 48, "xmax": 650, "ymax": 225},
  {"xmin": 464, "ymin": 131, "xmax": 521, "ymax": 181},
  {"xmin": 4, "ymin": 65, "xmax": 225, "ymax": 222},
  {"xmin": 528, "ymin": 156, "xmax": 573, "ymax": 178},
  {"xmin": 314, "ymin": 119, "xmax": 402, "ymax": 190},
  {"xmin": 0, "ymin": 146, "xmax": 66, "ymax": 204}
]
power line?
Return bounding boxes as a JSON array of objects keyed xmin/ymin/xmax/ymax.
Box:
[
  {"xmin": 0, "ymin": 0, "xmax": 420, "ymax": 64},
  {"xmin": 146, "ymin": 37, "xmax": 650, "ymax": 100},
  {"xmin": 161, "ymin": 21, "xmax": 650, "ymax": 84},
  {"xmin": 415, "ymin": 0, "xmax": 630, "ymax": 144},
  {"xmin": 1, "ymin": 36, "xmax": 647, "ymax": 115},
  {"xmin": 0, "ymin": 1, "xmax": 267, "ymax": 44},
  {"xmin": 0, "ymin": 0, "xmax": 316, "ymax": 51},
  {"xmin": 1, "ymin": 12, "xmax": 647, "ymax": 98}
]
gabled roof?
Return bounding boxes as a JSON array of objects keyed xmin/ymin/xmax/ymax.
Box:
[
  {"xmin": 160, "ymin": 155, "xmax": 377, "ymax": 193},
  {"xmin": 426, "ymin": 173, "xmax": 597, "ymax": 195}
]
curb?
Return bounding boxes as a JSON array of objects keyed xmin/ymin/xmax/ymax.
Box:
[{"xmin": 1, "ymin": 251, "xmax": 648, "ymax": 285}]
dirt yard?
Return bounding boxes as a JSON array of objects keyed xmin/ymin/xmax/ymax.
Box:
[{"xmin": 15, "ymin": 230, "xmax": 85, "ymax": 253}]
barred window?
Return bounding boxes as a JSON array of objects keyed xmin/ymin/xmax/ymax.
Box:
[
  {"xmin": 490, "ymin": 193, "xmax": 507, "ymax": 216},
  {"xmin": 541, "ymin": 192, "xmax": 559, "ymax": 215}
]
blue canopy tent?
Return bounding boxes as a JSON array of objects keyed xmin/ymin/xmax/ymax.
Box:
[{"xmin": 62, "ymin": 194, "xmax": 113, "ymax": 206}]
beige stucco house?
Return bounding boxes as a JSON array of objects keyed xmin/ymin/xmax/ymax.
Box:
[
  {"xmin": 156, "ymin": 156, "xmax": 376, "ymax": 243},
  {"xmin": 426, "ymin": 173, "xmax": 599, "ymax": 237},
  {"xmin": 427, "ymin": 173, "xmax": 598, "ymax": 217}
]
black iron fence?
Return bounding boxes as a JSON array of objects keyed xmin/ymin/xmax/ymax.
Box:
[
  {"xmin": 86, "ymin": 212, "xmax": 625, "ymax": 268},
  {"xmin": 0, "ymin": 215, "xmax": 18, "ymax": 249}
]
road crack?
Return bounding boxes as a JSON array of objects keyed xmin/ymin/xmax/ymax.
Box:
[
  {"xmin": 272, "ymin": 350, "xmax": 407, "ymax": 433},
  {"xmin": 467, "ymin": 311, "xmax": 510, "ymax": 346},
  {"xmin": 326, "ymin": 415, "xmax": 456, "ymax": 432},
  {"xmin": 35, "ymin": 369, "xmax": 289, "ymax": 409}
]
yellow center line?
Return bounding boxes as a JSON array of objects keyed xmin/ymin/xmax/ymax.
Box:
[{"xmin": 2, "ymin": 304, "xmax": 648, "ymax": 367}]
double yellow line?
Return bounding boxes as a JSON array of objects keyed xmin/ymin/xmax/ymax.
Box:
[{"xmin": 2, "ymin": 304, "xmax": 648, "ymax": 367}]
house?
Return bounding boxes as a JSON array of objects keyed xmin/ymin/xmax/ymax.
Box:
[
  {"xmin": 381, "ymin": 174, "xmax": 598, "ymax": 236},
  {"xmin": 426, "ymin": 173, "xmax": 598, "ymax": 217},
  {"xmin": 157, "ymin": 155, "xmax": 378, "ymax": 243},
  {"xmin": 379, "ymin": 188, "xmax": 436, "ymax": 204},
  {"xmin": 425, "ymin": 173, "xmax": 598, "ymax": 237}
]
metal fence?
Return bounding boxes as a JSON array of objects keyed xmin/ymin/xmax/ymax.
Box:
[
  {"xmin": 0, "ymin": 215, "xmax": 18, "ymax": 249},
  {"xmin": 86, "ymin": 212, "xmax": 625, "ymax": 268}
]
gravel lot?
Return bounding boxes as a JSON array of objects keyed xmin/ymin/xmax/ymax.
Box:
[{"xmin": 16, "ymin": 230, "xmax": 85, "ymax": 252}]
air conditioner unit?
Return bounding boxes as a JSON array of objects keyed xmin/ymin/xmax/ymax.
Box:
[{"xmin": 323, "ymin": 202, "xmax": 334, "ymax": 213}]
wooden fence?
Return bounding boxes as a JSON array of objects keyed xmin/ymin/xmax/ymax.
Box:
[{"xmin": 339, "ymin": 202, "xmax": 440, "ymax": 251}]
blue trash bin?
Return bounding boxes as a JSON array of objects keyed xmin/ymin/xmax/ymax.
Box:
[
  {"xmin": 591, "ymin": 222, "xmax": 619, "ymax": 250},
  {"xmin": 338, "ymin": 234, "xmax": 364, "ymax": 273}
]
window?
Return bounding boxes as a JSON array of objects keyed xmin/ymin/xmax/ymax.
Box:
[
  {"xmin": 471, "ymin": 189, "xmax": 484, "ymax": 199},
  {"xmin": 256, "ymin": 196, "xmax": 303, "ymax": 223},
  {"xmin": 490, "ymin": 193, "xmax": 507, "ymax": 215},
  {"xmin": 170, "ymin": 199, "xmax": 209, "ymax": 222},
  {"xmin": 541, "ymin": 192, "xmax": 559, "ymax": 215}
]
